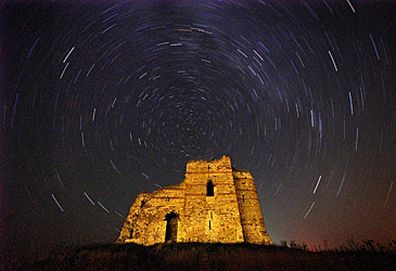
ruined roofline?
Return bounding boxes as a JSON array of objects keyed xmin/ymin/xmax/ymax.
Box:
[
  {"xmin": 136, "ymin": 182, "xmax": 185, "ymax": 198},
  {"xmin": 232, "ymin": 167, "xmax": 253, "ymax": 179},
  {"xmin": 185, "ymin": 155, "xmax": 253, "ymax": 178},
  {"xmin": 184, "ymin": 155, "xmax": 250, "ymax": 173},
  {"xmin": 186, "ymin": 154, "xmax": 231, "ymax": 165},
  {"xmin": 134, "ymin": 155, "xmax": 231, "ymax": 197},
  {"xmin": 136, "ymin": 155, "xmax": 253, "ymax": 197},
  {"xmin": 232, "ymin": 167, "xmax": 251, "ymax": 174}
]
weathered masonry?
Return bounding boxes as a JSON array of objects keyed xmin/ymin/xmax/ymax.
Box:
[{"xmin": 116, "ymin": 155, "xmax": 271, "ymax": 245}]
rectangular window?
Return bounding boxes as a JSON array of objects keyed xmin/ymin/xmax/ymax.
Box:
[
  {"xmin": 207, "ymin": 180, "xmax": 214, "ymax": 196},
  {"xmin": 209, "ymin": 220, "xmax": 212, "ymax": 230}
]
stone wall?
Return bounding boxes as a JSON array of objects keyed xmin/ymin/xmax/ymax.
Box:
[
  {"xmin": 234, "ymin": 170, "xmax": 272, "ymax": 244},
  {"xmin": 181, "ymin": 156, "xmax": 244, "ymax": 243},
  {"xmin": 116, "ymin": 155, "xmax": 271, "ymax": 245},
  {"xmin": 117, "ymin": 183, "xmax": 186, "ymax": 244}
]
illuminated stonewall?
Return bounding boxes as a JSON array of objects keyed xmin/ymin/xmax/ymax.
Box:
[{"xmin": 116, "ymin": 156, "xmax": 271, "ymax": 245}]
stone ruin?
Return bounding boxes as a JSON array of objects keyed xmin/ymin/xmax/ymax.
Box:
[{"xmin": 116, "ymin": 155, "xmax": 272, "ymax": 245}]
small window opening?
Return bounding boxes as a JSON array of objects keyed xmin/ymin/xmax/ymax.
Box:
[
  {"xmin": 242, "ymin": 195, "xmax": 245, "ymax": 203},
  {"xmin": 207, "ymin": 180, "xmax": 214, "ymax": 196},
  {"xmin": 210, "ymin": 211, "xmax": 213, "ymax": 219},
  {"xmin": 209, "ymin": 220, "xmax": 212, "ymax": 230},
  {"xmin": 140, "ymin": 200, "xmax": 146, "ymax": 208}
]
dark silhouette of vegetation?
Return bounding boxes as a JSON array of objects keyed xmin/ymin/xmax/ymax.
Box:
[{"xmin": 5, "ymin": 240, "xmax": 396, "ymax": 271}]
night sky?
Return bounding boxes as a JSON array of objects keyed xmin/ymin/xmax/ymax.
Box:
[{"xmin": 1, "ymin": 0, "xmax": 395, "ymax": 258}]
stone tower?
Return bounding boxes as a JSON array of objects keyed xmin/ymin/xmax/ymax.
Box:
[{"xmin": 116, "ymin": 156, "xmax": 271, "ymax": 245}]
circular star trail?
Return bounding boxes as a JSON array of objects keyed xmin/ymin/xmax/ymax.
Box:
[{"xmin": 1, "ymin": 0, "xmax": 395, "ymax": 256}]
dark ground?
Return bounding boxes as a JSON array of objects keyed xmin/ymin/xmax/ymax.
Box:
[{"xmin": 5, "ymin": 242, "xmax": 396, "ymax": 271}]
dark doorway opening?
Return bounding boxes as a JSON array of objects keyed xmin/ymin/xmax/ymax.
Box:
[
  {"xmin": 207, "ymin": 180, "xmax": 214, "ymax": 196},
  {"xmin": 165, "ymin": 212, "xmax": 178, "ymax": 242}
]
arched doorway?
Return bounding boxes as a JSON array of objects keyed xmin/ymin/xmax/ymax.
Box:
[{"xmin": 165, "ymin": 212, "xmax": 178, "ymax": 242}]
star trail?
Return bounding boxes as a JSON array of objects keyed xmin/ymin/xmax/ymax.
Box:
[{"xmin": 1, "ymin": 0, "xmax": 395, "ymax": 258}]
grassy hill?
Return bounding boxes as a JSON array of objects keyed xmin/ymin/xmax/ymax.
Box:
[{"xmin": 8, "ymin": 241, "xmax": 396, "ymax": 271}]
